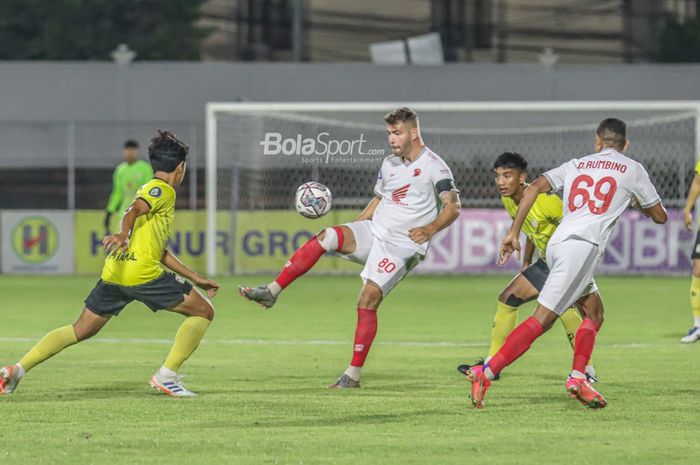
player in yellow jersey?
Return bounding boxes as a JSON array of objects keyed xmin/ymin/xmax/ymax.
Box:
[
  {"xmin": 681, "ymin": 159, "xmax": 700, "ymax": 343},
  {"xmin": 0, "ymin": 131, "xmax": 219, "ymax": 398},
  {"xmin": 458, "ymin": 152, "xmax": 596, "ymax": 381}
]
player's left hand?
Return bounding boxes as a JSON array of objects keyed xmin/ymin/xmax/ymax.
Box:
[
  {"xmin": 408, "ymin": 226, "xmax": 435, "ymax": 244},
  {"xmin": 684, "ymin": 208, "xmax": 693, "ymax": 230},
  {"xmin": 194, "ymin": 276, "xmax": 220, "ymax": 298},
  {"xmin": 103, "ymin": 233, "xmax": 129, "ymax": 254},
  {"xmin": 498, "ymin": 231, "xmax": 521, "ymax": 266}
]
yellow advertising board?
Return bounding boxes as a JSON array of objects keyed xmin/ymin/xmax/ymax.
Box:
[{"xmin": 75, "ymin": 209, "xmax": 360, "ymax": 275}]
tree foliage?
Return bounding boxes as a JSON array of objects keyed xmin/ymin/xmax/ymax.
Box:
[
  {"xmin": 657, "ymin": 18, "xmax": 700, "ymax": 62},
  {"xmin": 0, "ymin": 0, "xmax": 209, "ymax": 60}
]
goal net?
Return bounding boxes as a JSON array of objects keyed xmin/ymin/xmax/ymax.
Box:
[{"xmin": 206, "ymin": 102, "xmax": 700, "ymax": 276}]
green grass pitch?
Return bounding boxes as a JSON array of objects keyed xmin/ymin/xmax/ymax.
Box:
[{"xmin": 0, "ymin": 274, "xmax": 698, "ymax": 465}]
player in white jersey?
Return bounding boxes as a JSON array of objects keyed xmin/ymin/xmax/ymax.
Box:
[
  {"xmin": 239, "ymin": 107, "xmax": 461, "ymax": 388},
  {"xmin": 466, "ymin": 118, "xmax": 667, "ymax": 409}
]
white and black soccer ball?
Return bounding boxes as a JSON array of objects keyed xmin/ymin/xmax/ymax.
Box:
[{"xmin": 295, "ymin": 182, "xmax": 332, "ymax": 219}]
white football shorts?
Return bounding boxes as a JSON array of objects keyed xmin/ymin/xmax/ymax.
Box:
[
  {"xmin": 341, "ymin": 220, "xmax": 423, "ymax": 296},
  {"xmin": 538, "ymin": 238, "xmax": 601, "ymax": 315}
]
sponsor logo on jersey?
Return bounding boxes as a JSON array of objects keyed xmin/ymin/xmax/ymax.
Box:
[
  {"xmin": 108, "ymin": 251, "xmax": 137, "ymax": 262},
  {"xmin": 391, "ymin": 184, "xmax": 410, "ymax": 205},
  {"xmin": 149, "ymin": 187, "xmax": 162, "ymax": 197}
]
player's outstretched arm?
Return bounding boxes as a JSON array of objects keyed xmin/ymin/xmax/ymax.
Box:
[
  {"xmin": 161, "ymin": 250, "xmax": 219, "ymax": 298},
  {"xmin": 683, "ymin": 174, "xmax": 700, "ymax": 230},
  {"xmin": 102, "ymin": 198, "xmax": 150, "ymax": 254},
  {"xmin": 408, "ymin": 191, "xmax": 461, "ymax": 244},
  {"xmin": 353, "ymin": 195, "xmax": 382, "ymax": 222},
  {"xmin": 499, "ymin": 176, "xmax": 551, "ymax": 265}
]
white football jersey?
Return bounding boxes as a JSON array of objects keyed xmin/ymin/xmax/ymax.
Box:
[
  {"xmin": 544, "ymin": 148, "xmax": 661, "ymax": 249},
  {"xmin": 371, "ymin": 147, "xmax": 457, "ymax": 254}
]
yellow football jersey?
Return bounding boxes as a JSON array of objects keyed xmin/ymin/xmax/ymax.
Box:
[
  {"xmin": 696, "ymin": 160, "xmax": 700, "ymax": 174},
  {"xmin": 501, "ymin": 190, "xmax": 562, "ymax": 260},
  {"xmin": 101, "ymin": 178, "xmax": 175, "ymax": 286}
]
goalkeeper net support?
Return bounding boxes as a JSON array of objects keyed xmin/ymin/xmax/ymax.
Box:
[{"xmin": 206, "ymin": 101, "xmax": 700, "ymax": 276}]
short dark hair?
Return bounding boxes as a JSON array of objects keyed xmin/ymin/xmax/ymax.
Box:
[
  {"xmin": 148, "ymin": 130, "xmax": 188, "ymax": 173},
  {"xmin": 123, "ymin": 139, "xmax": 139, "ymax": 149},
  {"xmin": 596, "ymin": 118, "xmax": 626, "ymax": 150},
  {"xmin": 384, "ymin": 107, "xmax": 418, "ymax": 127},
  {"xmin": 493, "ymin": 152, "xmax": 528, "ymax": 171}
]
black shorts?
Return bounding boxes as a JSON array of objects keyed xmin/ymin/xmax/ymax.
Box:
[
  {"xmin": 85, "ymin": 272, "xmax": 193, "ymax": 316},
  {"xmin": 692, "ymin": 231, "xmax": 700, "ymax": 259},
  {"xmin": 521, "ymin": 258, "xmax": 550, "ymax": 292}
]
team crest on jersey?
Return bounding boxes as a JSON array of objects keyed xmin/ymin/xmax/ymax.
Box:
[
  {"xmin": 391, "ymin": 184, "xmax": 410, "ymax": 206},
  {"xmin": 149, "ymin": 187, "xmax": 162, "ymax": 197},
  {"xmin": 413, "ymin": 168, "xmax": 421, "ymax": 177}
]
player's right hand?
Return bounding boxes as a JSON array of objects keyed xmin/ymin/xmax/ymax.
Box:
[
  {"xmin": 498, "ymin": 231, "xmax": 521, "ymax": 266},
  {"xmin": 684, "ymin": 209, "xmax": 693, "ymax": 230},
  {"xmin": 194, "ymin": 276, "xmax": 220, "ymax": 298},
  {"xmin": 103, "ymin": 233, "xmax": 129, "ymax": 254}
]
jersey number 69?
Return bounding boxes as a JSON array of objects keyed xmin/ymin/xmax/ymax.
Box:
[{"xmin": 568, "ymin": 175, "xmax": 618, "ymax": 215}]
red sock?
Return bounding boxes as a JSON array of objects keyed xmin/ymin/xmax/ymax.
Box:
[
  {"xmin": 274, "ymin": 237, "xmax": 326, "ymax": 289},
  {"xmin": 572, "ymin": 319, "xmax": 600, "ymax": 373},
  {"xmin": 350, "ymin": 308, "xmax": 378, "ymax": 367},
  {"xmin": 487, "ymin": 317, "xmax": 543, "ymax": 375},
  {"xmin": 274, "ymin": 227, "xmax": 344, "ymax": 289}
]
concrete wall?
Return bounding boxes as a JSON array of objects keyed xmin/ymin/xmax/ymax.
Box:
[{"xmin": 2, "ymin": 62, "xmax": 700, "ymax": 124}]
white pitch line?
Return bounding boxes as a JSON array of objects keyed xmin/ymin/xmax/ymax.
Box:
[
  {"xmin": 0, "ymin": 336, "xmax": 485, "ymax": 348},
  {"xmin": 0, "ymin": 337, "xmax": 657, "ymax": 349}
]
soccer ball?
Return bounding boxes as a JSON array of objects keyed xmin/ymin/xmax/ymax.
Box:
[{"xmin": 295, "ymin": 182, "xmax": 332, "ymax": 219}]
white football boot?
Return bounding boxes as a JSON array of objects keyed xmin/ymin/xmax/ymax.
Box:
[
  {"xmin": 681, "ymin": 327, "xmax": 700, "ymax": 343},
  {"xmin": 149, "ymin": 372, "xmax": 198, "ymax": 397}
]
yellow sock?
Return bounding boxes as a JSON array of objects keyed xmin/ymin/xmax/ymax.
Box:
[
  {"xmin": 488, "ymin": 301, "xmax": 518, "ymax": 357},
  {"xmin": 559, "ymin": 308, "xmax": 593, "ymax": 365},
  {"xmin": 690, "ymin": 276, "xmax": 700, "ymax": 319},
  {"xmin": 19, "ymin": 325, "xmax": 78, "ymax": 372},
  {"xmin": 559, "ymin": 308, "xmax": 581, "ymax": 350},
  {"xmin": 163, "ymin": 316, "xmax": 211, "ymax": 372}
]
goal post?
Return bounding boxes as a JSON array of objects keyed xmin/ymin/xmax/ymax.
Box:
[{"xmin": 206, "ymin": 101, "xmax": 700, "ymax": 277}]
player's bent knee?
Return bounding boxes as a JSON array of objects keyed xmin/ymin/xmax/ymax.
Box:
[
  {"xmin": 73, "ymin": 308, "xmax": 108, "ymax": 341},
  {"xmin": 500, "ymin": 292, "xmax": 525, "ymax": 307},
  {"xmin": 317, "ymin": 227, "xmax": 340, "ymax": 252},
  {"xmin": 204, "ymin": 303, "xmax": 215, "ymax": 321},
  {"xmin": 196, "ymin": 300, "xmax": 215, "ymax": 321},
  {"xmin": 73, "ymin": 323, "xmax": 100, "ymax": 341}
]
